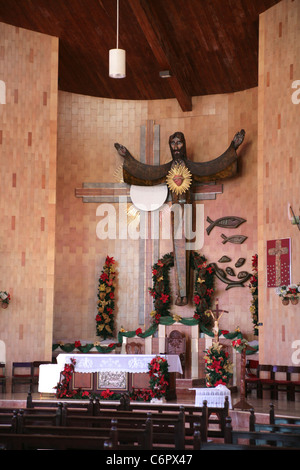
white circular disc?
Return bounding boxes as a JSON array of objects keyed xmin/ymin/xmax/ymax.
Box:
[{"xmin": 130, "ymin": 184, "xmax": 168, "ymax": 212}]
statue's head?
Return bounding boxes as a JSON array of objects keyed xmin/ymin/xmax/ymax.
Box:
[{"xmin": 169, "ymin": 132, "xmax": 187, "ymax": 161}]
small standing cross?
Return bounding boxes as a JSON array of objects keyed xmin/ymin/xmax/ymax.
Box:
[{"xmin": 209, "ymin": 299, "xmax": 229, "ymax": 344}]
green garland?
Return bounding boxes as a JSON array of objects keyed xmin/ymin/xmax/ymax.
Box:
[
  {"xmin": 53, "ymin": 250, "xmax": 259, "ymax": 356},
  {"xmin": 191, "ymin": 251, "xmax": 215, "ymax": 328},
  {"xmin": 96, "ymin": 256, "xmax": 116, "ymax": 339},
  {"xmin": 148, "ymin": 252, "xmax": 174, "ymax": 323}
]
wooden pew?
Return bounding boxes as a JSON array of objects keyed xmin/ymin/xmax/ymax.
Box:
[
  {"xmin": 269, "ymin": 403, "xmax": 300, "ymax": 425},
  {"xmin": 62, "ymin": 408, "xmax": 186, "ymax": 450},
  {"xmin": 0, "ymin": 432, "xmax": 116, "ymax": 450},
  {"xmin": 250, "ymin": 407, "xmax": 300, "ymax": 436},
  {"xmin": 16, "ymin": 414, "xmax": 153, "ymax": 450},
  {"xmin": 93, "ymin": 397, "xmax": 210, "ymax": 442},
  {"xmin": 225, "ymin": 416, "xmax": 300, "ymax": 448}
]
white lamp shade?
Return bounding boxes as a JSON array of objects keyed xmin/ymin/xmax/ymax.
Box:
[{"xmin": 109, "ymin": 48, "xmax": 126, "ymax": 78}]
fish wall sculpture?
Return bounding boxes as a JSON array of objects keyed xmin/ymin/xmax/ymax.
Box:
[
  {"xmin": 211, "ymin": 263, "xmax": 251, "ymax": 290},
  {"xmin": 206, "ymin": 216, "xmax": 246, "ymax": 235},
  {"xmin": 221, "ymin": 234, "xmax": 248, "ymax": 244}
]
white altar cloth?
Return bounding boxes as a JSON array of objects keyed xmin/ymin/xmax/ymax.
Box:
[
  {"xmin": 56, "ymin": 353, "xmax": 183, "ymax": 375},
  {"xmin": 190, "ymin": 385, "xmax": 232, "ymax": 409}
]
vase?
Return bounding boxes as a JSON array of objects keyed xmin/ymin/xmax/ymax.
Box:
[
  {"xmin": 282, "ymin": 298, "xmax": 289, "ymax": 306},
  {"xmin": 291, "ymin": 298, "xmax": 299, "ymax": 305},
  {"xmin": 1, "ymin": 302, "xmax": 8, "ymax": 309}
]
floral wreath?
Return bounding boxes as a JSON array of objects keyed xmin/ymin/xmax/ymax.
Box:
[
  {"xmin": 148, "ymin": 251, "xmax": 215, "ymax": 326},
  {"xmin": 96, "ymin": 256, "xmax": 116, "ymax": 339}
]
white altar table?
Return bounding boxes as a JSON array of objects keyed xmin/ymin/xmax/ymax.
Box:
[
  {"xmin": 56, "ymin": 353, "xmax": 183, "ymax": 374},
  {"xmin": 190, "ymin": 385, "xmax": 232, "ymax": 409},
  {"xmin": 39, "ymin": 354, "xmax": 182, "ymax": 395}
]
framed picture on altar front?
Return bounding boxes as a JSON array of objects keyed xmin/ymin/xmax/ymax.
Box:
[
  {"xmin": 266, "ymin": 238, "xmax": 291, "ymax": 288},
  {"xmin": 72, "ymin": 372, "xmax": 93, "ymax": 391},
  {"xmin": 97, "ymin": 371, "xmax": 128, "ymax": 390}
]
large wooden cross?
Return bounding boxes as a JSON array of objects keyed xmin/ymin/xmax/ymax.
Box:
[{"xmin": 75, "ymin": 121, "xmax": 224, "ymax": 326}]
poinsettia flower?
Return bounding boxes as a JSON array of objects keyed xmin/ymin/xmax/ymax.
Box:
[
  {"xmin": 135, "ymin": 328, "xmax": 142, "ymax": 336},
  {"xmin": 105, "ymin": 256, "xmax": 115, "ymax": 266},
  {"xmin": 152, "ymin": 268, "xmax": 158, "ymax": 276},
  {"xmin": 100, "ymin": 272, "xmax": 109, "ymax": 281},
  {"xmin": 74, "ymin": 340, "xmax": 81, "ymax": 348},
  {"xmin": 160, "ymin": 293, "xmax": 169, "ymax": 303},
  {"xmin": 194, "ymin": 294, "xmax": 201, "ymax": 305}
]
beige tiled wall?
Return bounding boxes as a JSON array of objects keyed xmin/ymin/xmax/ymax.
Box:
[
  {"xmin": 0, "ymin": 23, "xmax": 58, "ymax": 373},
  {"xmin": 55, "ymin": 87, "xmax": 258, "ymax": 344}
]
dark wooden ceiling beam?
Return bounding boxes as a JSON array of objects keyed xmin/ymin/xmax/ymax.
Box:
[{"xmin": 127, "ymin": 0, "xmax": 192, "ymax": 112}]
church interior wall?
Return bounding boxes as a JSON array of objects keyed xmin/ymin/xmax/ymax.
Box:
[
  {"xmin": 0, "ymin": 23, "xmax": 58, "ymax": 374},
  {"xmin": 54, "ymin": 87, "xmax": 258, "ymax": 351},
  {"xmin": 257, "ymin": 0, "xmax": 300, "ymax": 365},
  {"xmin": 0, "ymin": 0, "xmax": 299, "ymax": 382}
]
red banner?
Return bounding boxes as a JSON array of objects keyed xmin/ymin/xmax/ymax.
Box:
[{"xmin": 267, "ymin": 238, "xmax": 291, "ymax": 287}]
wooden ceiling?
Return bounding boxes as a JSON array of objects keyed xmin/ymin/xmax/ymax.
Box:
[{"xmin": 0, "ymin": 0, "xmax": 281, "ymax": 111}]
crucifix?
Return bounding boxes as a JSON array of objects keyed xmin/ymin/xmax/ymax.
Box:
[
  {"xmin": 115, "ymin": 128, "xmax": 245, "ymax": 306},
  {"xmin": 76, "ymin": 122, "xmax": 245, "ymax": 309},
  {"xmin": 267, "ymin": 238, "xmax": 290, "ymax": 287},
  {"xmin": 207, "ymin": 299, "xmax": 229, "ymax": 344}
]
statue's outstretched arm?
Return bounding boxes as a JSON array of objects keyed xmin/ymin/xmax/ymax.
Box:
[
  {"xmin": 114, "ymin": 142, "xmax": 172, "ymax": 186},
  {"xmin": 186, "ymin": 129, "xmax": 245, "ymax": 183}
]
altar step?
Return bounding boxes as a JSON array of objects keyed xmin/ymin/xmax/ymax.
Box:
[{"xmin": 175, "ymin": 378, "xmax": 205, "ymax": 402}]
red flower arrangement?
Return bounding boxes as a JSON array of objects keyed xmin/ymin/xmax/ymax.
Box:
[
  {"xmin": 204, "ymin": 344, "xmax": 233, "ymax": 387},
  {"xmin": 148, "ymin": 356, "xmax": 169, "ymax": 399},
  {"xmin": 55, "ymin": 358, "xmax": 78, "ymax": 398}
]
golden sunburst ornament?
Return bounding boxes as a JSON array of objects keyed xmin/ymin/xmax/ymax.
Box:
[{"xmin": 166, "ymin": 163, "xmax": 192, "ymax": 195}]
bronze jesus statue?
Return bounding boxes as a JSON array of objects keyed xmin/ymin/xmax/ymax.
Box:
[{"xmin": 115, "ymin": 129, "xmax": 245, "ymax": 306}]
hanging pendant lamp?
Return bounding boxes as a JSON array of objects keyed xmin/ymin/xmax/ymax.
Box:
[{"xmin": 109, "ymin": 0, "xmax": 126, "ymax": 78}]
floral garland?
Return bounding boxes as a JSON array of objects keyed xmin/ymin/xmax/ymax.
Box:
[
  {"xmin": 191, "ymin": 252, "xmax": 215, "ymax": 327},
  {"xmin": 148, "ymin": 252, "xmax": 174, "ymax": 324},
  {"xmin": 249, "ymin": 254, "xmax": 258, "ymax": 335},
  {"xmin": 148, "ymin": 251, "xmax": 215, "ymax": 325},
  {"xmin": 52, "ymin": 340, "xmax": 120, "ymax": 354},
  {"xmin": 55, "ymin": 358, "xmax": 84, "ymax": 399},
  {"xmin": 232, "ymin": 338, "xmax": 249, "ymax": 353},
  {"xmin": 204, "ymin": 343, "xmax": 233, "ymax": 387},
  {"xmin": 96, "ymin": 256, "xmax": 116, "ymax": 339},
  {"xmin": 148, "ymin": 356, "xmax": 169, "ymax": 399}
]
